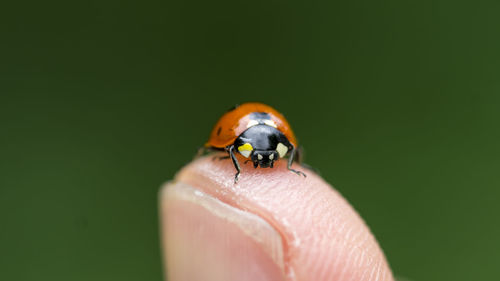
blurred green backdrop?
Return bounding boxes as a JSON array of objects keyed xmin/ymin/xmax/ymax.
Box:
[{"xmin": 1, "ymin": 0, "xmax": 499, "ymax": 280}]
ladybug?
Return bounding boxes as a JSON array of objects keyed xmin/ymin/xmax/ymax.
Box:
[{"xmin": 203, "ymin": 102, "xmax": 306, "ymax": 183}]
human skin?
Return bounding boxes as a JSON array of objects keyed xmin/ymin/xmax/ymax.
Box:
[{"xmin": 160, "ymin": 154, "xmax": 394, "ymax": 281}]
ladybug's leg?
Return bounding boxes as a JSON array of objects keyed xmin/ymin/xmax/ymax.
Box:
[
  {"xmin": 295, "ymin": 145, "xmax": 303, "ymax": 163},
  {"xmin": 228, "ymin": 145, "xmax": 241, "ymax": 183},
  {"xmin": 212, "ymin": 155, "xmax": 230, "ymax": 161},
  {"xmin": 194, "ymin": 146, "xmax": 208, "ymax": 159},
  {"xmin": 196, "ymin": 146, "xmax": 228, "ymax": 161},
  {"xmin": 288, "ymin": 144, "xmax": 306, "ymax": 177}
]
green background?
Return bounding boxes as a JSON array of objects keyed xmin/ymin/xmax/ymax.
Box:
[{"xmin": 1, "ymin": 1, "xmax": 499, "ymax": 280}]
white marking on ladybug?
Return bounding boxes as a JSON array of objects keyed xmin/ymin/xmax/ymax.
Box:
[
  {"xmin": 263, "ymin": 119, "xmax": 277, "ymax": 128},
  {"xmin": 246, "ymin": 120, "xmax": 259, "ymax": 128},
  {"xmin": 257, "ymin": 154, "xmax": 263, "ymax": 160},
  {"xmin": 269, "ymin": 153, "xmax": 274, "ymax": 160},
  {"xmin": 276, "ymin": 143, "xmax": 288, "ymax": 158}
]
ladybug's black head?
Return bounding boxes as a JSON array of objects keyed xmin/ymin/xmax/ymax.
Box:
[
  {"xmin": 234, "ymin": 124, "xmax": 291, "ymax": 169},
  {"xmin": 250, "ymin": 150, "xmax": 279, "ymax": 168}
]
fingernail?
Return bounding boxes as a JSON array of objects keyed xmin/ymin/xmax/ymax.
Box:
[{"xmin": 160, "ymin": 181, "xmax": 286, "ymax": 281}]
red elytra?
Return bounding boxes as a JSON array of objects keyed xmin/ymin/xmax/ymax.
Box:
[{"xmin": 205, "ymin": 102, "xmax": 297, "ymax": 149}]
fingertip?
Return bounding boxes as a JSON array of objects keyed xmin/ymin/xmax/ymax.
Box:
[
  {"xmin": 161, "ymin": 181, "xmax": 286, "ymax": 281},
  {"xmin": 162, "ymin": 156, "xmax": 394, "ymax": 281}
]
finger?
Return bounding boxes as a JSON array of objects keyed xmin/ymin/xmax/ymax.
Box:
[{"xmin": 160, "ymin": 155, "xmax": 394, "ymax": 281}]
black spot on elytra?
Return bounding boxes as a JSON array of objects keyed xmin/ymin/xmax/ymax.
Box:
[{"xmin": 216, "ymin": 126, "xmax": 222, "ymax": 136}]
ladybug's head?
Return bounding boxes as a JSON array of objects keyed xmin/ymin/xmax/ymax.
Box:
[
  {"xmin": 250, "ymin": 150, "xmax": 279, "ymax": 168},
  {"xmin": 234, "ymin": 124, "xmax": 291, "ymax": 169}
]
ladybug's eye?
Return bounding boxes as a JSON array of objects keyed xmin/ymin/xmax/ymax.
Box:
[
  {"xmin": 276, "ymin": 143, "xmax": 288, "ymax": 158},
  {"xmin": 237, "ymin": 143, "xmax": 253, "ymax": 158}
]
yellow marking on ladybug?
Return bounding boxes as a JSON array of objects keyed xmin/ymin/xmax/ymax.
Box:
[
  {"xmin": 276, "ymin": 143, "xmax": 288, "ymax": 158},
  {"xmin": 263, "ymin": 119, "xmax": 277, "ymax": 128},
  {"xmin": 237, "ymin": 143, "xmax": 253, "ymax": 158}
]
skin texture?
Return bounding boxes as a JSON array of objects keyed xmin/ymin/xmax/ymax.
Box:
[{"xmin": 160, "ymin": 155, "xmax": 394, "ymax": 281}]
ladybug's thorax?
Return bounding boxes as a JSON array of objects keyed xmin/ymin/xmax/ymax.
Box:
[{"xmin": 233, "ymin": 124, "xmax": 291, "ymax": 168}]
